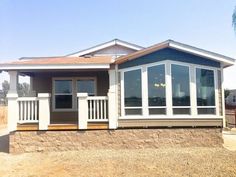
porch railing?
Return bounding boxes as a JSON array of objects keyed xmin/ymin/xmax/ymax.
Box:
[
  {"xmin": 17, "ymin": 97, "xmax": 39, "ymax": 123},
  {"xmin": 87, "ymin": 96, "xmax": 108, "ymax": 122}
]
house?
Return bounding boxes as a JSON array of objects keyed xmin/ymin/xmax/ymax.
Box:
[
  {"xmin": 226, "ymin": 89, "xmax": 236, "ymax": 107},
  {"xmin": 0, "ymin": 39, "xmax": 235, "ymax": 133}
]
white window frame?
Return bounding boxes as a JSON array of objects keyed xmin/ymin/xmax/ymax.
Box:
[
  {"xmin": 195, "ymin": 67, "xmax": 217, "ymax": 116},
  {"xmin": 147, "ymin": 63, "xmax": 167, "ymax": 115},
  {"xmin": 52, "ymin": 77, "xmax": 97, "ymax": 112},
  {"xmin": 170, "ymin": 63, "xmax": 191, "ymax": 115},
  {"xmin": 119, "ymin": 60, "xmax": 221, "ymax": 119}
]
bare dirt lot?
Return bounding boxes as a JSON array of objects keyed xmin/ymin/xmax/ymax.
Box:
[{"xmin": 0, "ymin": 148, "xmax": 236, "ymax": 177}]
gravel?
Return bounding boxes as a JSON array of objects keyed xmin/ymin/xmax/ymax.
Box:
[{"xmin": 0, "ymin": 148, "xmax": 236, "ymax": 177}]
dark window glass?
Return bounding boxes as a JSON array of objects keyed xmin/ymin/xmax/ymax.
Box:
[
  {"xmin": 149, "ymin": 108, "xmax": 166, "ymax": 115},
  {"xmin": 196, "ymin": 69, "xmax": 215, "ymax": 106},
  {"xmin": 148, "ymin": 65, "xmax": 166, "ymax": 106},
  {"xmin": 77, "ymin": 80, "xmax": 95, "ymax": 96},
  {"xmin": 124, "ymin": 69, "xmax": 142, "ymax": 107},
  {"xmin": 55, "ymin": 80, "xmax": 72, "ymax": 94},
  {"xmin": 171, "ymin": 64, "xmax": 190, "ymax": 106},
  {"xmin": 173, "ymin": 108, "xmax": 190, "ymax": 115},
  {"xmin": 125, "ymin": 109, "xmax": 142, "ymax": 115},
  {"xmin": 55, "ymin": 95, "xmax": 72, "ymax": 109},
  {"xmin": 198, "ymin": 108, "xmax": 216, "ymax": 115}
]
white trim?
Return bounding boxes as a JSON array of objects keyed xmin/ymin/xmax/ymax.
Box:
[
  {"xmin": 0, "ymin": 64, "xmax": 110, "ymax": 70},
  {"xmin": 221, "ymin": 67, "xmax": 226, "ymax": 127},
  {"xmin": 119, "ymin": 59, "xmax": 221, "ymax": 119},
  {"xmin": 67, "ymin": 39, "xmax": 144, "ymax": 57}
]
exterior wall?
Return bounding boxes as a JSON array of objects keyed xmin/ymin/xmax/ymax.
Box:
[
  {"xmin": 10, "ymin": 128, "xmax": 222, "ymax": 153},
  {"xmin": 32, "ymin": 71, "xmax": 109, "ymax": 123},
  {"xmin": 217, "ymin": 70, "xmax": 223, "ymax": 116},
  {"xmin": 118, "ymin": 48, "xmax": 221, "ymax": 69}
]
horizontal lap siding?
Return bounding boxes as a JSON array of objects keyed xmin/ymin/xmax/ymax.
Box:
[
  {"xmin": 218, "ymin": 70, "xmax": 223, "ymax": 116},
  {"xmin": 32, "ymin": 71, "xmax": 109, "ymax": 123}
]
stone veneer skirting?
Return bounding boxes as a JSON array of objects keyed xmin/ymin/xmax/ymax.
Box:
[{"xmin": 10, "ymin": 128, "xmax": 223, "ymax": 153}]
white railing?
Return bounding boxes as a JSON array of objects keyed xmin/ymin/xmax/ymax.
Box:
[
  {"xmin": 87, "ymin": 96, "xmax": 108, "ymax": 122},
  {"xmin": 17, "ymin": 97, "xmax": 39, "ymax": 123}
]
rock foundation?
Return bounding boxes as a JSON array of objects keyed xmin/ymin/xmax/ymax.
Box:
[{"xmin": 10, "ymin": 128, "xmax": 223, "ymax": 153}]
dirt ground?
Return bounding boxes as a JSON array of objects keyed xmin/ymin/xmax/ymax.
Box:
[{"xmin": 0, "ymin": 147, "xmax": 235, "ymax": 177}]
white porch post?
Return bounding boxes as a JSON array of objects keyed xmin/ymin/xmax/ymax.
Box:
[
  {"xmin": 38, "ymin": 93, "xmax": 51, "ymax": 130},
  {"xmin": 7, "ymin": 93, "xmax": 18, "ymax": 132},
  {"xmin": 108, "ymin": 69, "xmax": 118, "ymax": 129},
  {"xmin": 7, "ymin": 71, "xmax": 19, "ymax": 132},
  {"xmin": 77, "ymin": 93, "xmax": 88, "ymax": 129}
]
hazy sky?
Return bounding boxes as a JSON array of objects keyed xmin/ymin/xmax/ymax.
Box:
[{"xmin": 0, "ymin": 0, "xmax": 236, "ymax": 89}]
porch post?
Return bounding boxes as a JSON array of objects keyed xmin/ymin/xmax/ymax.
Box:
[
  {"xmin": 7, "ymin": 71, "xmax": 19, "ymax": 132},
  {"xmin": 77, "ymin": 93, "xmax": 88, "ymax": 129},
  {"xmin": 38, "ymin": 93, "xmax": 51, "ymax": 130},
  {"xmin": 108, "ymin": 69, "xmax": 118, "ymax": 129},
  {"xmin": 7, "ymin": 93, "xmax": 18, "ymax": 132}
]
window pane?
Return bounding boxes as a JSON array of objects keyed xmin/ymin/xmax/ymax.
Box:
[
  {"xmin": 124, "ymin": 69, "xmax": 142, "ymax": 107},
  {"xmin": 148, "ymin": 65, "xmax": 166, "ymax": 106},
  {"xmin": 171, "ymin": 64, "xmax": 190, "ymax": 106},
  {"xmin": 55, "ymin": 95, "xmax": 72, "ymax": 109},
  {"xmin": 149, "ymin": 108, "xmax": 166, "ymax": 115},
  {"xmin": 196, "ymin": 69, "xmax": 215, "ymax": 106},
  {"xmin": 77, "ymin": 80, "xmax": 95, "ymax": 96},
  {"xmin": 125, "ymin": 109, "xmax": 142, "ymax": 115},
  {"xmin": 55, "ymin": 80, "xmax": 72, "ymax": 94},
  {"xmin": 198, "ymin": 108, "xmax": 216, "ymax": 115},
  {"xmin": 173, "ymin": 108, "xmax": 190, "ymax": 115}
]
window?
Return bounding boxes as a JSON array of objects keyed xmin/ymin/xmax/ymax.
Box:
[
  {"xmin": 233, "ymin": 96, "xmax": 236, "ymax": 103},
  {"xmin": 124, "ymin": 69, "xmax": 142, "ymax": 115},
  {"xmin": 77, "ymin": 79, "xmax": 95, "ymax": 96},
  {"xmin": 54, "ymin": 80, "xmax": 73, "ymax": 109},
  {"xmin": 171, "ymin": 64, "xmax": 190, "ymax": 115},
  {"xmin": 147, "ymin": 64, "xmax": 166, "ymax": 115},
  {"xmin": 196, "ymin": 68, "xmax": 216, "ymax": 114}
]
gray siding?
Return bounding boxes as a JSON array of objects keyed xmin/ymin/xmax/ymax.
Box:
[{"xmin": 32, "ymin": 71, "xmax": 109, "ymax": 123}]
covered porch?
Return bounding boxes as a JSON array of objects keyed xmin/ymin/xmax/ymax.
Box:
[{"xmin": 6, "ymin": 67, "xmax": 118, "ymax": 131}]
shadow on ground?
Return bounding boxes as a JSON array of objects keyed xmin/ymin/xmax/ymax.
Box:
[{"xmin": 0, "ymin": 134, "xmax": 9, "ymax": 153}]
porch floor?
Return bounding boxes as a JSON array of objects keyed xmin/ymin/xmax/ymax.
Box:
[{"xmin": 17, "ymin": 122, "xmax": 109, "ymax": 131}]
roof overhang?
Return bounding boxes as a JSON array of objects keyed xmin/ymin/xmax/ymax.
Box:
[
  {"xmin": 115, "ymin": 40, "xmax": 235, "ymax": 68},
  {"xmin": 0, "ymin": 63, "xmax": 110, "ymax": 71}
]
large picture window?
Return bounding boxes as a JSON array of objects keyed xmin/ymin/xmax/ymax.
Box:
[
  {"xmin": 124, "ymin": 69, "xmax": 142, "ymax": 115},
  {"xmin": 148, "ymin": 64, "xmax": 166, "ymax": 115},
  {"xmin": 196, "ymin": 68, "xmax": 216, "ymax": 114},
  {"xmin": 54, "ymin": 80, "xmax": 73, "ymax": 109},
  {"xmin": 171, "ymin": 64, "xmax": 190, "ymax": 115}
]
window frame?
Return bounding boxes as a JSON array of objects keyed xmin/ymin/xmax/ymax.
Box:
[
  {"xmin": 119, "ymin": 60, "xmax": 221, "ymax": 119},
  {"xmin": 170, "ymin": 63, "xmax": 191, "ymax": 115},
  {"xmin": 52, "ymin": 77, "xmax": 97, "ymax": 112},
  {"xmin": 195, "ymin": 67, "xmax": 217, "ymax": 115},
  {"xmin": 147, "ymin": 63, "xmax": 167, "ymax": 115}
]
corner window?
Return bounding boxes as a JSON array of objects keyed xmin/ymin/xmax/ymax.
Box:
[
  {"xmin": 148, "ymin": 64, "xmax": 166, "ymax": 115},
  {"xmin": 171, "ymin": 64, "xmax": 190, "ymax": 115},
  {"xmin": 54, "ymin": 80, "xmax": 73, "ymax": 109},
  {"xmin": 124, "ymin": 69, "xmax": 142, "ymax": 115},
  {"xmin": 196, "ymin": 68, "xmax": 216, "ymax": 114}
]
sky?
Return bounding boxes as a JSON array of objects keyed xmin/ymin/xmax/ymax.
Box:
[{"xmin": 0, "ymin": 0, "xmax": 236, "ymax": 89}]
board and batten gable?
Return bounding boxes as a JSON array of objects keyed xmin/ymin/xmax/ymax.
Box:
[{"xmin": 118, "ymin": 48, "xmax": 221, "ymax": 69}]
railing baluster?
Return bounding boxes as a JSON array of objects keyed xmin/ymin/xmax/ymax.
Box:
[{"xmin": 101, "ymin": 100, "xmax": 104, "ymax": 119}]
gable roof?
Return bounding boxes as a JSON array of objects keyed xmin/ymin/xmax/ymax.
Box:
[
  {"xmin": 115, "ymin": 40, "xmax": 235, "ymax": 68},
  {"xmin": 66, "ymin": 39, "xmax": 144, "ymax": 57}
]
